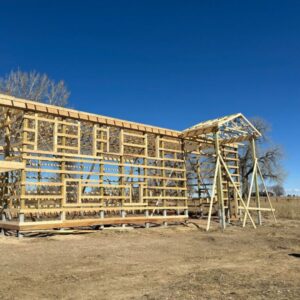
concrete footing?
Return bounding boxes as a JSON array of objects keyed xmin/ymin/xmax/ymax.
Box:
[
  {"xmin": 121, "ymin": 210, "xmax": 126, "ymax": 228},
  {"xmin": 100, "ymin": 211, "xmax": 105, "ymax": 229},
  {"xmin": 145, "ymin": 210, "xmax": 150, "ymax": 228},
  {"xmin": 163, "ymin": 209, "xmax": 167, "ymax": 227}
]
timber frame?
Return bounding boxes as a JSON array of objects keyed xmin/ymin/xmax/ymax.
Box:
[{"xmin": 0, "ymin": 94, "xmax": 276, "ymax": 233}]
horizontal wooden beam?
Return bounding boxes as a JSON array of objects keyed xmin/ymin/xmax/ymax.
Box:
[
  {"xmin": 0, "ymin": 216, "xmax": 188, "ymax": 231},
  {"xmin": 0, "ymin": 161, "xmax": 25, "ymax": 173}
]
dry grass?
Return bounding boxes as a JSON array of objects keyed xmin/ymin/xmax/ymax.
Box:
[{"xmin": 261, "ymin": 196, "xmax": 300, "ymax": 220}]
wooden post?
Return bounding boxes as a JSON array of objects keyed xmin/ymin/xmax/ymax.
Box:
[
  {"xmin": 60, "ymin": 118, "xmax": 66, "ymax": 221},
  {"xmin": 257, "ymin": 164, "xmax": 277, "ymax": 223},
  {"xmin": 251, "ymin": 138, "xmax": 262, "ymax": 225},
  {"xmin": 161, "ymin": 137, "xmax": 166, "ymax": 209},
  {"xmin": 206, "ymin": 158, "xmax": 219, "ymax": 231},
  {"xmin": 119, "ymin": 129, "xmax": 125, "ymax": 203},
  {"xmin": 20, "ymin": 116, "xmax": 28, "ymax": 210},
  {"xmin": 3, "ymin": 110, "xmax": 11, "ymax": 207},
  {"xmin": 182, "ymin": 141, "xmax": 188, "ymax": 217},
  {"xmin": 97, "ymin": 125, "xmax": 105, "ymax": 206},
  {"xmin": 196, "ymin": 160, "xmax": 201, "ymax": 199},
  {"xmin": 214, "ymin": 132, "xmax": 226, "ymax": 229},
  {"xmin": 144, "ymin": 133, "xmax": 148, "ymax": 205}
]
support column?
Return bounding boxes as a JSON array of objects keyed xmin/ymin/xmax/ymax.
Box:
[
  {"xmin": 251, "ymin": 138, "xmax": 262, "ymax": 225},
  {"xmin": 182, "ymin": 142, "xmax": 189, "ymax": 220},
  {"xmin": 3, "ymin": 110, "xmax": 11, "ymax": 208},
  {"xmin": 20, "ymin": 116, "xmax": 28, "ymax": 210},
  {"xmin": 61, "ymin": 118, "xmax": 66, "ymax": 219},
  {"xmin": 214, "ymin": 132, "xmax": 226, "ymax": 229},
  {"xmin": 161, "ymin": 137, "xmax": 167, "ymax": 217}
]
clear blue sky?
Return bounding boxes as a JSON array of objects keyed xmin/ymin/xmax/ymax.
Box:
[{"xmin": 0, "ymin": 1, "xmax": 299, "ymax": 194}]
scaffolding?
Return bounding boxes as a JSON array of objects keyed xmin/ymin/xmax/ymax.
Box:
[{"xmin": 0, "ymin": 94, "xmax": 275, "ymax": 233}]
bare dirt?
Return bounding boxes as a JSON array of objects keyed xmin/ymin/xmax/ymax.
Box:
[{"xmin": 0, "ymin": 219, "xmax": 299, "ymax": 300}]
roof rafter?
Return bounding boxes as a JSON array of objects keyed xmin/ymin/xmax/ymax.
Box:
[{"xmin": 181, "ymin": 113, "xmax": 261, "ymax": 143}]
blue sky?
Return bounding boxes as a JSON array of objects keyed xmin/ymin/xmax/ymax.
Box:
[{"xmin": 0, "ymin": 1, "xmax": 299, "ymax": 194}]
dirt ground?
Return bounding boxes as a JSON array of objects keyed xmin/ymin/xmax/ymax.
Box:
[{"xmin": 0, "ymin": 219, "xmax": 299, "ymax": 300}]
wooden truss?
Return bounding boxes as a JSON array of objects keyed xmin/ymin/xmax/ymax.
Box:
[
  {"xmin": 0, "ymin": 94, "xmax": 276, "ymax": 232},
  {"xmin": 182, "ymin": 113, "xmax": 276, "ymax": 230}
]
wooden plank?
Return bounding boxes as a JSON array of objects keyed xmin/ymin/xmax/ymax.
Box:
[
  {"xmin": 0, "ymin": 161, "xmax": 25, "ymax": 173},
  {"xmin": 0, "ymin": 216, "xmax": 188, "ymax": 231}
]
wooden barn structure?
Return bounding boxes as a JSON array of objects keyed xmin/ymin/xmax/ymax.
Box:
[{"xmin": 0, "ymin": 94, "xmax": 276, "ymax": 234}]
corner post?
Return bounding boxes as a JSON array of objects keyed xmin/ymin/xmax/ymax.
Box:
[
  {"xmin": 214, "ymin": 131, "xmax": 226, "ymax": 229},
  {"xmin": 250, "ymin": 138, "xmax": 262, "ymax": 225}
]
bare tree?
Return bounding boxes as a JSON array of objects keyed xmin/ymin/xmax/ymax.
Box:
[
  {"xmin": 239, "ymin": 117, "xmax": 285, "ymax": 196},
  {"xmin": 0, "ymin": 69, "xmax": 70, "ymax": 107},
  {"xmin": 0, "ymin": 70, "xmax": 70, "ymax": 206}
]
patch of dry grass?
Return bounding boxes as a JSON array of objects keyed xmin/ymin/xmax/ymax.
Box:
[{"xmin": 261, "ymin": 197, "xmax": 300, "ymax": 220}]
